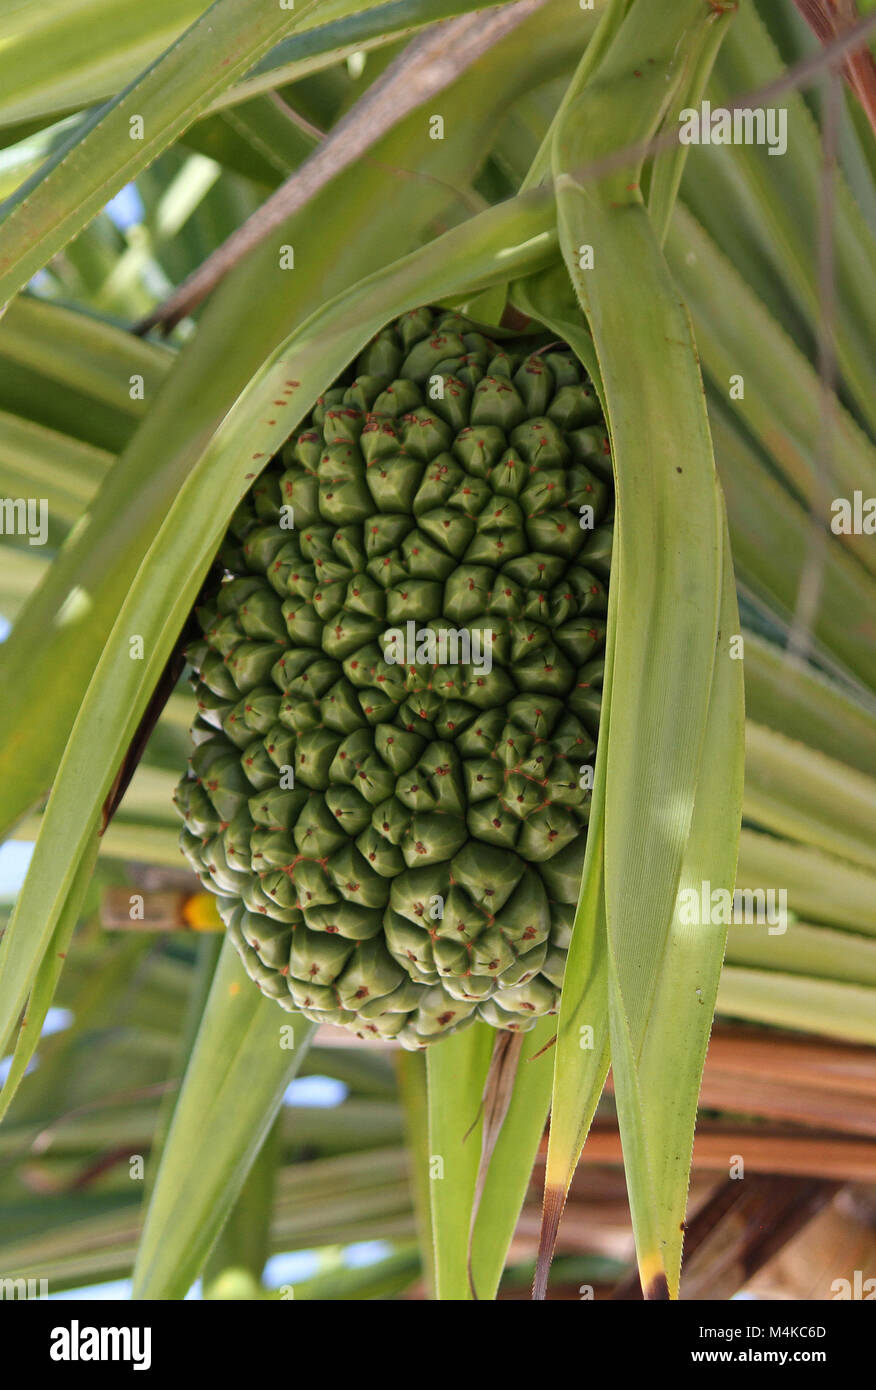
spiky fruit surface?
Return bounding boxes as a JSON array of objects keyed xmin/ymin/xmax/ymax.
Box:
[{"xmin": 175, "ymin": 308, "xmax": 613, "ymax": 1048}]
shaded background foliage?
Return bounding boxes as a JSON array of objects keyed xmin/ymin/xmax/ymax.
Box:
[{"xmin": 0, "ymin": 0, "xmax": 874, "ymax": 1299}]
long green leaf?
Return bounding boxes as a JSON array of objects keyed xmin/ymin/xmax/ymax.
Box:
[
  {"xmin": 396, "ymin": 1050, "xmax": 434, "ymax": 1296},
  {"xmin": 668, "ymin": 206, "xmax": 876, "ymax": 578},
  {"xmin": 717, "ymin": 967, "xmax": 876, "ymax": 1046},
  {"xmin": 204, "ymin": 0, "xmax": 524, "ymax": 114},
  {"xmin": 699, "ymin": 2, "xmax": 876, "ymax": 435},
  {"xmin": 724, "ymin": 918, "xmax": 876, "ymax": 990},
  {"xmin": 622, "ymin": 518, "xmax": 743, "ymax": 1294},
  {"xmin": 426, "ymin": 1015, "xmax": 555, "ymax": 1302},
  {"xmin": 426, "ymin": 1023, "xmax": 493, "ymax": 1300},
  {"xmin": 737, "ymin": 828, "xmax": 876, "ymax": 937},
  {"xmin": 507, "ymin": 275, "xmax": 612, "ymax": 1299},
  {"xmin": 742, "ymin": 630, "xmax": 876, "ymax": 778},
  {"xmin": 468, "ymin": 1017, "xmax": 555, "ymax": 1299},
  {"xmin": 0, "ymin": 546, "xmax": 47, "ymax": 616},
  {"xmin": 203, "ymin": 1117, "xmax": 280, "ymax": 1292},
  {"xmin": 0, "ymin": 113, "xmax": 90, "ymax": 203},
  {"xmin": 132, "ymin": 938, "xmax": 313, "ymax": 1299},
  {"xmin": 0, "ymin": 1, "xmax": 207, "ymax": 129},
  {"xmin": 744, "ymin": 721, "xmax": 876, "ymax": 872},
  {"xmin": 551, "ymin": 0, "xmax": 742, "ymax": 1298},
  {"xmin": 0, "ymin": 0, "xmax": 324, "ymax": 303},
  {"xmin": 11, "ymin": 818, "xmax": 184, "ymax": 868},
  {"xmin": 0, "ymin": 410, "xmax": 112, "ymax": 520},
  {"xmin": 0, "ymin": 296, "xmax": 171, "ymax": 452},
  {"xmin": 712, "ymin": 405, "xmax": 876, "ymax": 691},
  {"xmin": 0, "ymin": 835, "xmax": 100, "ymax": 1121}
]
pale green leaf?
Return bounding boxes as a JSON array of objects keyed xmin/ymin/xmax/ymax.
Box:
[
  {"xmin": 737, "ymin": 828, "xmax": 876, "ymax": 937},
  {"xmin": 725, "ymin": 918, "xmax": 876, "ymax": 990},
  {"xmin": 717, "ymin": 966, "xmax": 876, "ymax": 1046},
  {"xmin": 0, "ymin": 0, "xmax": 324, "ymax": 303},
  {"xmin": 551, "ymin": 0, "xmax": 743, "ymax": 1298},
  {"xmin": 744, "ymin": 721, "xmax": 876, "ymax": 873},
  {"xmin": 668, "ymin": 205, "xmax": 876, "ymax": 579},
  {"xmin": 742, "ymin": 630, "xmax": 876, "ymax": 778},
  {"xmin": 132, "ymin": 938, "xmax": 313, "ymax": 1299}
]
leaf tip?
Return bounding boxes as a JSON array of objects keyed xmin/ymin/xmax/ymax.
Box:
[
  {"xmin": 532, "ymin": 1180, "xmax": 566, "ymax": 1300},
  {"xmin": 641, "ymin": 1259, "xmax": 671, "ymax": 1301}
]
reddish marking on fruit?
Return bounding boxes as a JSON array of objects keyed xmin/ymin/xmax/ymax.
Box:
[{"xmin": 252, "ymin": 453, "xmax": 265, "ymax": 460}]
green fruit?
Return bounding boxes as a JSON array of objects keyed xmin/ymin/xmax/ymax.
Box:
[{"xmin": 175, "ymin": 307, "xmax": 612, "ymax": 1049}]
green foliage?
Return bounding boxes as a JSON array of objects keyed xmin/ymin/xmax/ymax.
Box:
[{"xmin": 0, "ymin": 0, "xmax": 873, "ymax": 1301}]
